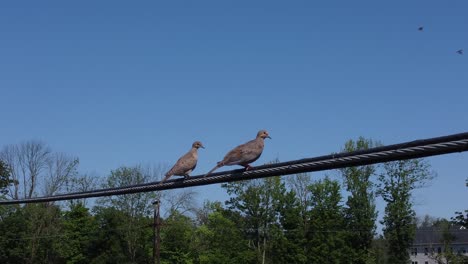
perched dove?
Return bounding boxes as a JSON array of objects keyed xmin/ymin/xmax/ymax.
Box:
[
  {"xmin": 160, "ymin": 141, "xmax": 204, "ymax": 184},
  {"xmin": 204, "ymin": 130, "xmax": 271, "ymax": 177}
]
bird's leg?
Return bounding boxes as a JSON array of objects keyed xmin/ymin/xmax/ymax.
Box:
[
  {"xmin": 184, "ymin": 174, "xmax": 190, "ymax": 180},
  {"xmin": 244, "ymin": 164, "xmax": 253, "ymax": 171}
]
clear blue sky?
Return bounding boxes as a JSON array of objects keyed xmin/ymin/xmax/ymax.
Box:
[{"xmin": 1, "ymin": 0, "xmax": 467, "ymax": 222}]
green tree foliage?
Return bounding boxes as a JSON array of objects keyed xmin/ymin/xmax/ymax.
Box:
[
  {"xmin": 0, "ymin": 206, "xmax": 29, "ymax": 263},
  {"xmin": 451, "ymin": 179, "xmax": 468, "ymax": 229},
  {"xmin": 378, "ymin": 159, "xmax": 433, "ymax": 264},
  {"xmin": 23, "ymin": 204, "xmax": 63, "ymax": 264},
  {"xmin": 99, "ymin": 166, "xmax": 157, "ymax": 216},
  {"xmin": 98, "ymin": 166, "xmax": 157, "ymax": 263},
  {"xmin": 0, "ymin": 204, "xmax": 63, "ymax": 264},
  {"xmin": 0, "ymin": 160, "xmax": 12, "ymax": 197},
  {"xmin": 0, "ymin": 153, "xmax": 446, "ymax": 264},
  {"xmin": 452, "ymin": 210, "xmax": 468, "ymax": 228},
  {"xmin": 160, "ymin": 210, "xmax": 196, "ymax": 264},
  {"xmin": 340, "ymin": 137, "xmax": 378, "ymax": 264},
  {"xmin": 419, "ymin": 218, "xmax": 468, "ymax": 264},
  {"xmin": 306, "ymin": 177, "xmax": 347, "ymax": 264},
  {"xmin": 0, "ymin": 160, "xmax": 14, "ymax": 225},
  {"xmin": 272, "ymin": 188, "xmax": 307, "ymax": 264},
  {"xmin": 432, "ymin": 220, "xmax": 459, "ymax": 264},
  {"xmin": 54, "ymin": 204, "xmax": 97, "ymax": 264},
  {"xmin": 223, "ymin": 176, "xmax": 287, "ymax": 264},
  {"xmin": 195, "ymin": 203, "xmax": 255, "ymax": 264},
  {"xmin": 90, "ymin": 206, "xmax": 132, "ymax": 263},
  {"xmin": 90, "ymin": 206, "xmax": 153, "ymax": 263},
  {"xmin": 369, "ymin": 236, "xmax": 389, "ymax": 264}
]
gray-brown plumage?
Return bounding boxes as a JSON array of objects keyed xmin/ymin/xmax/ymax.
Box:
[
  {"xmin": 160, "ymin": 141, "xmax": 204, "ymax": 184},
  {"xmin": 204, "ymin": 130, "xmax": 271, "ymax": 177}
]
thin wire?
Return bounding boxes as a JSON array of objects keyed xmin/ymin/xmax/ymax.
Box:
[{"xmin": 1, "ymin": 131, "xmax": 468, "ymax": 205}]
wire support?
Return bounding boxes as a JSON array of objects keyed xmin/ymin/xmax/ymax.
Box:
[{"xmin": 1, "ymin": 132, "xmax": 468, "ymax": 205}]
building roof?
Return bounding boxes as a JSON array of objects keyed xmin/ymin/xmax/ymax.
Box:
[{"xmin": 413, "ymin": 226, "xmax": 468, "ymax": 245}]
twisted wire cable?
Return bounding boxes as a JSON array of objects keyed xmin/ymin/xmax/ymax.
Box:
[{"xmin": 1, "ymin": 132, "xmax": 467, "ymax": 205}]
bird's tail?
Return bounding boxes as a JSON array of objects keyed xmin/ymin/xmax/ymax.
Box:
[
  {"xmin": 158, "ymin": 173, "xmax": 172, "ymax": 185},
  {"xmin": 204, "ymin": 162, "xmax": 222, "ymax": 177}
]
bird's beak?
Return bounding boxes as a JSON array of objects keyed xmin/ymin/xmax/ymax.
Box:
[
  {"xmin": 267, "ymin": 135, "xmax": 272, "ymax": 139},
  {"xmin": 201, "ymin": 145, "xmax": 205, "ymax": 149}
]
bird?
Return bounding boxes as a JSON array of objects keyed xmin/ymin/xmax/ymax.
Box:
[
  {"xmin": 457, "ymin": 49, "xmax": 463, "ymax": 55},
  {"xmin": 418, "ymin": 26, "xmax": 424, "ymax": 31},
  {"xmin": 204, "ymin": 130, "xmax": 271, "ymax": 177},
  {"xmin": 160, "ymin": 141, "xmax": 204, "ymax": 184}
]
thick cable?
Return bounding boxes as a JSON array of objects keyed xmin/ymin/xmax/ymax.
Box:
[{"xmin": 1, "ymin": 132, "xmax": 467, "ymax": 205}]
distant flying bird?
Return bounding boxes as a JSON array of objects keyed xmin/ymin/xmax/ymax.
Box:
[
  {"xmin": 457, "ymin": 49, "xmax": 463, "ymax": 55},
  {"xmin": 418, "ymin": 26, "xmax": 424, "ymax": 31},
  {"xmin": 204, "ymin": 130, "xmax": 271, "ymax": 177},
  {"xmin": 160, "ymin": 141, "xmax": 204, "ymax": 184}
]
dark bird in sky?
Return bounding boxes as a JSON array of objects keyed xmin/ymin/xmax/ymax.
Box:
[
  {"xmin": 456, "ymin": 49, "xmax": 463, "ymax": 55},
  {"xmin": 418, "ymin": 26, "xmax": 424, "ymax": 31}
]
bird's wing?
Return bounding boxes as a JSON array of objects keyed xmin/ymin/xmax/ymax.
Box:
[
  {"xmin": 168, "ymin": 152, "xmax": 197, "ymax": 176},
  {"xmin": 222, "ymin": 140, "xmax": 258, "ymax": 165}
]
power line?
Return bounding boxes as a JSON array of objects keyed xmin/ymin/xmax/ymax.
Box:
[{"xmin": 1, "ymin": 131, "xmax": 467, "ymax": 205}]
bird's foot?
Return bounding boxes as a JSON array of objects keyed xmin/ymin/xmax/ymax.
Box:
[
  {"xmin": 184, "ymin": 175, "xmax": 190, "ymax": 180},
  {"xmin": 244, "ymin": 165, "xmax": 252, "ymax": 171}
]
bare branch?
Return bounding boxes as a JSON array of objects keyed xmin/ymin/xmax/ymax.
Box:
[{"xmin": 44, "ymin": 153, "xmax": 79, "ymax": 197}]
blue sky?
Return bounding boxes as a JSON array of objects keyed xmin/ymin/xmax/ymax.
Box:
[{"xmin": 1, "ymin": 0, "xmax": 467, "ymax": 222}]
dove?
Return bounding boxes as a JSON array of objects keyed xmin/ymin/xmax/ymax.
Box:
[
  {"xmin": 160, "ymin": 141, "xmax": 204, "ymax": 184},
  {"xmin": 204, "ymin": 130, "xmax": 271, "ymax": 177},
  {"xmin": 418, "ymin": 26, "xmax": 424, "ymax": 31},
  {"xmin": 457, "ymin": 49, "xmax": 463, "ymax": 55}
]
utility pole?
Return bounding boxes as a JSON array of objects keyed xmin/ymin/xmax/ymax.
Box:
[{"xmin": 153, "ymin": 200, "xmax": 161, "ymax": 264}]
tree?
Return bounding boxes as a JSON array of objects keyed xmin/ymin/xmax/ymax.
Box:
[
  {"xmin": 426, "ymin": 219, "xmax": 468, "ymax": 264},
  {"xmin": 223, "ymin": 176, "xmax": 287, "ymax": 264},
  {"xmin": 377, "ymin": 159, "xmax": 433, "ymax": 264},
  {"xmin": 160, "ymin": 211, "xmax": 196, "ymax": 264},
  {"xmin": 164, "ymin": 188, "xmax": 198, "ymax": 216},
  {"xmin": 65, "ymin": 172, "xmax": 99, "ymax": 208},
  {"xmin": 1, "ymin": 141, "xmax": 79, "ymax": 200},
  {"xmin": 89, "ymin": 206, "xmax": 136, "ymax": 263},
  {"xmin": 286, "ymin": 173, "xmax": 313, "ymax": 236},
  {"xmin": 44, "ymin": 153, "xmax": 79, "ymax": 196},
  {"xmin": 340, "ymin": 137, "xmax": 378, "ymax": 264},
  {"xmin": 99, "ymin": 166, "xmax": 156, "ymax": 216},
  {"xmin": 0, "ymin": 205, "xmax": 29, "ymax": 263},
  {"xmin": 98, "ymin": 165, "xmax": 158, "ymax": 263},
  {"xmin": 54, "ymin": 204, "xmax": 97, "ymax": 264},
  {"xmin": 306, "ymin": 177, "xmax": 347, "ymax": 263},
  {"xmin": 23, "ymin": 203, "xmax": 63, "ymax": 264},
  {"xmin": 1, "ymin": 141, "xmax": 51, "ymax": 199},
  {"xmin": 417, "ymin": 214, "xmax": 440, "ymax": 228},
  {"xmin": 272, "ymin": 187, "xmax": 307, "ymax": 264},
  {"xmin": 451, "ymin": 178, "xmax": 468, "ymax": 228},
  {"xmin": 369, "ymin": 235, "xmax": 389, "ymax": 264},
  {"xmin": 195, "ymin": 201, "xmax": 253, "ymax": 263},
  {"xmin": 452, "ymin": 211, "xmax": 468, "ymax": 228},
  {"xmin": 0, "ymin": 160, "xmax": 13, "ymax": 197}
]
